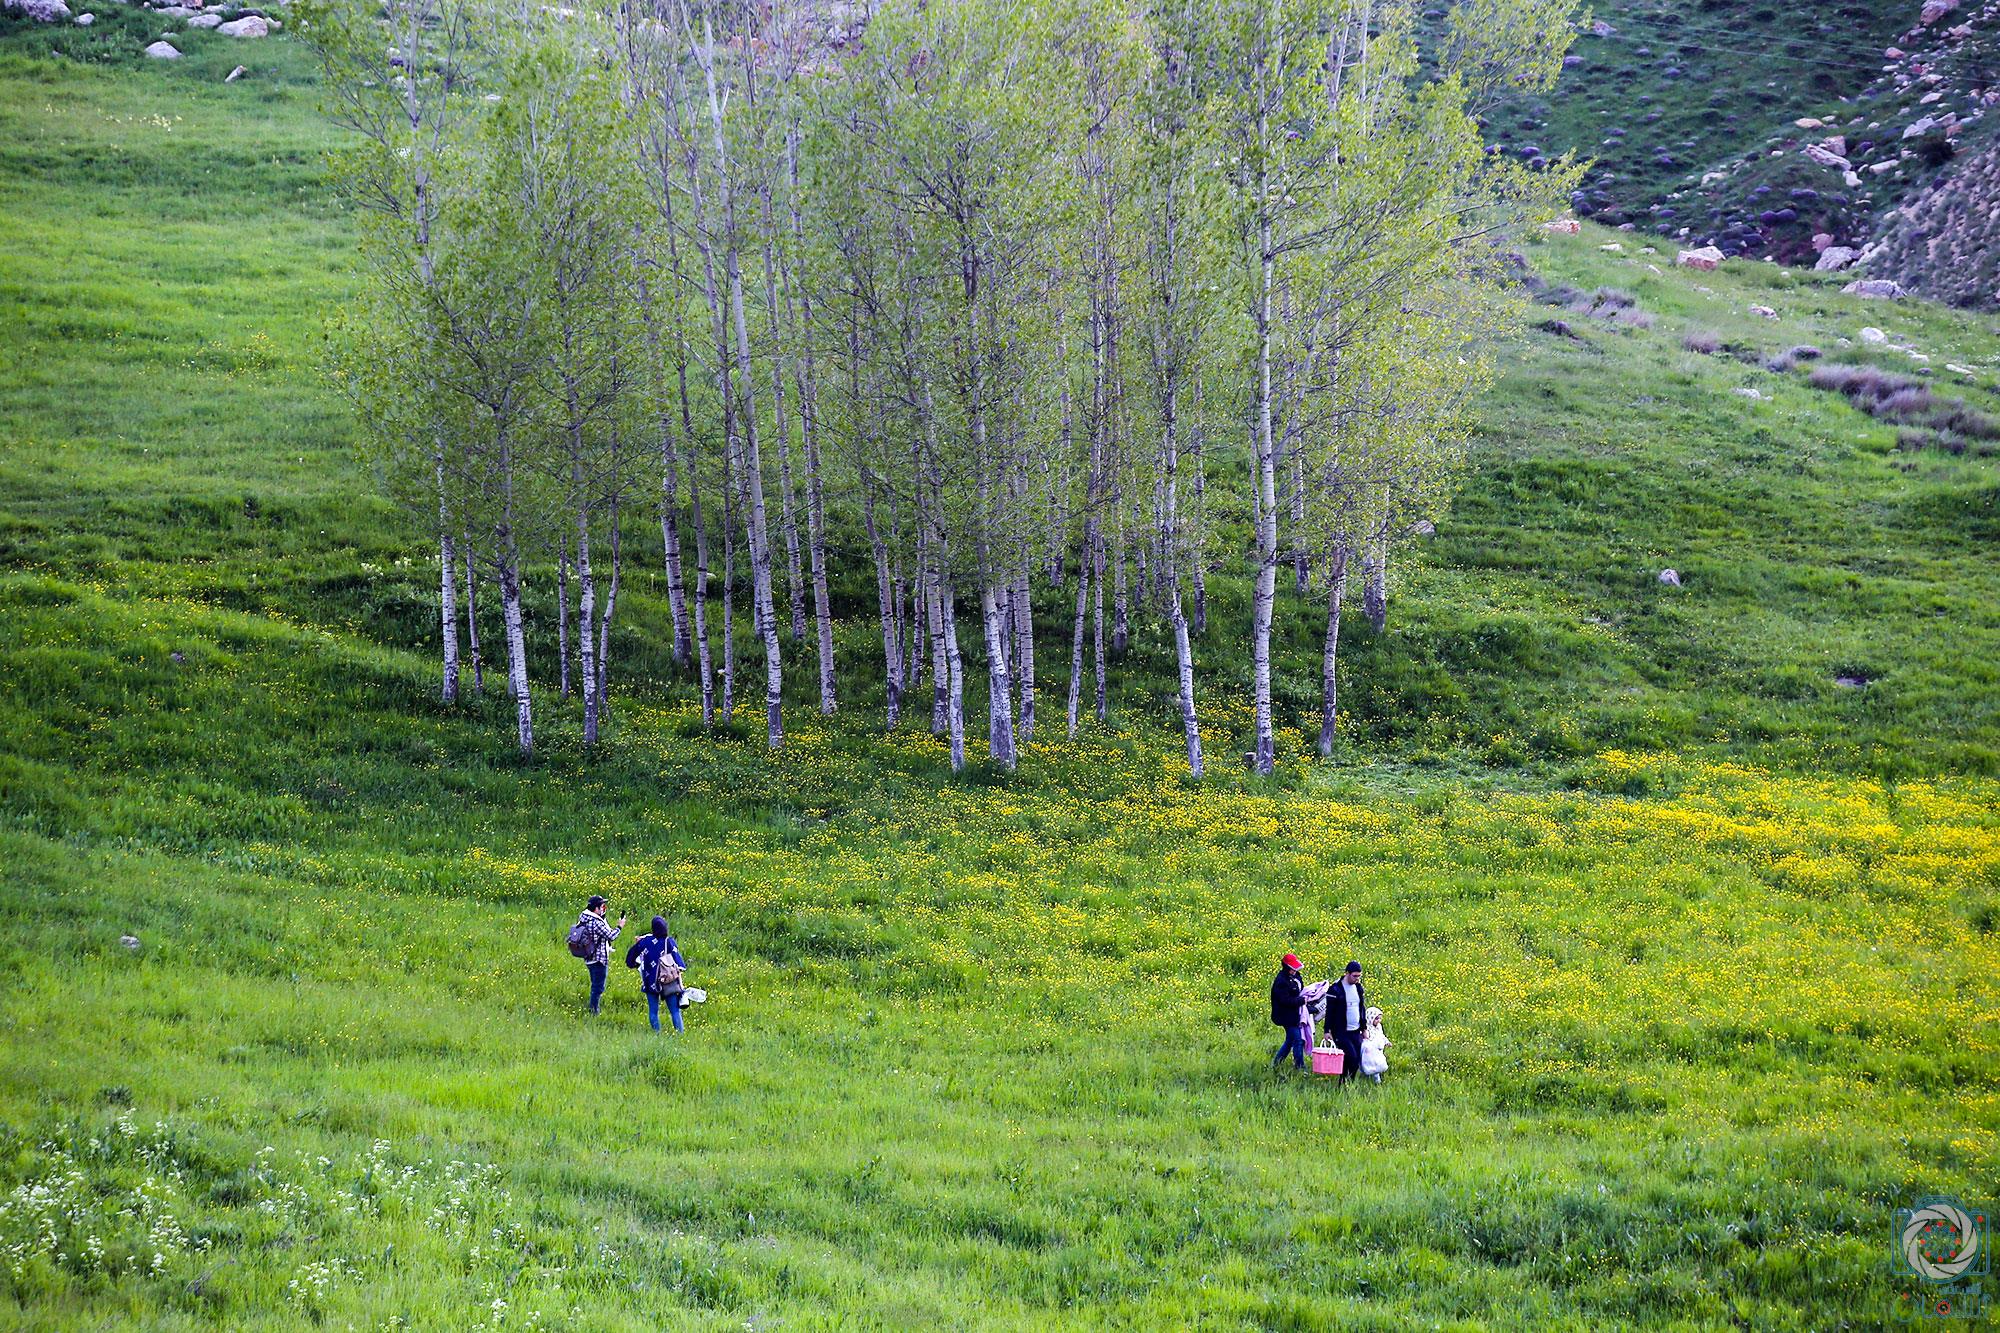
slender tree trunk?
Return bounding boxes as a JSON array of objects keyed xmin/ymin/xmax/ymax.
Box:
[
  {"xmin": 1249, "ymin": 143, "xmax": 1279, "ymax": 775},
  {"xmin": 597, "ymin": 493, "xmax": 621, "ymax": 724},
  {"xmin": 498, "ymin": 551, "xmax": 532, "ymax": 756},
  {"xmin": 927, "ymin": 548, "xmax": 949, "ymax": 738},
  {"xmin": 1171, "ymin": 578, "xmax": 1203, "ymax": 777},
  {"xmin": 1363, "ymin": 529, "xmax": 1388, "ymax": 633},
  {"xmin": 864, "ymin": 473, "xmax": 903, "ymax": 729},
  {"xmin": 697, "ymin": 20, "xmax": 782, "ymax": 748},
  {"xmin": 981, "ymin": 584, "xmax": 1016, "ymax": 770},
  {"xmin": 1112, "ymin": 512, "xmax": 1130, "ymax": 657},
  {"xmin": 1319, "ymin": 542, "xmax": 1350, "ymax": 757},
  {"xmin": 940, "ymin": 572, "xmax": 966, "ymax": 770},
  {"xmin": 1291, "ymin": 429, "xmax": 1311, "ymax": 595},
  {"xmin": 557, "ymin": 533, "xmax": 572, "ymax": 700},
  {"xmin": 439, "ymin": 521, "xmax": 460, "ymax": 704},
  {"xmin": 758, "ymin": 206, "xmax": 809, "ymax": 646},
  {"xmin": 1092, "ymin": 526, "xmax": 1108, "ymax": 723},
  {"xmin": 634, "ymin": 262, "xmax": 691, "ymax": 666},
  {"xmin": 784, "ymin": 126, "xmax": 837, "ymax": 715},
  {"xmin": 463, "ymin": 535, "xmax": 483, "ymax": 695},
  {"xmin": 720, "ymin": 461, "xmax": 737, "ymax": 724},
  {"xmin": 1190, "ymin": 385, "xmax": 1208, "ymax": 635},
  {"xmin": 1066, "ymin": 533, "xmax": 1090, "ymax": 738},
  {"xmin": 1013, "ymin": 564, "xmax": 1035, "ymax": 742},
  {"xmin": 575, "ymin": 497, "xmax": 599, "ymax": 747}
]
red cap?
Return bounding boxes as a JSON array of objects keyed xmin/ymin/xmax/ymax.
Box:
[{"xmin": 1282, "ymin": 953, "xmax": 1301, "ymax": 970}]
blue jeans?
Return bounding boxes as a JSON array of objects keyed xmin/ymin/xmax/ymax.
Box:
[
  {"xmin": 1273, "ymin": 1023, "xmax": 1309, "ymax": 1069},
  {"xmin": 587, "ymin": 962, "xmax": 607, "ymax": 1014},
  {"xmin": 647, "ymin": 990, "xmax": 684, "ymax": 1034}
]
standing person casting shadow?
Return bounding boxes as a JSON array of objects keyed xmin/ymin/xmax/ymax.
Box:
[
  {"xmin": 625, "ymin": 916, "xmax": 687, "ymax": 1034},
  {"xmin": 1270, "ymin": 953, "xmax": 1309, "ymax": 1072},
  {"xmin": 1331, "ymin": 961, "xmax": 1367, "ymax": 1082}
]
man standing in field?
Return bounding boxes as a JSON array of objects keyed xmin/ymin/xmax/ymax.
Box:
[
  {"xmin": 1270, "ymin": 953, "xmax": 1309, "ymax": 1072},
  {"xmin": 571, "ymin": 895, "xmax": 624, "ymax": 1017},
  {"xmin": 1330, "ymin": 961, "xmax": 1366, "ymax": 1081}
]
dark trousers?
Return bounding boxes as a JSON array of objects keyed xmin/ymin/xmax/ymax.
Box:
[
  {"xmin": 586, "ymin": 962, "xmax": 607, "ymax": 1014},
  {"xmin": 1273, "ymin": 1023, "xmax": 1309, "ymax": 1069},
  {"xmin": 1333, "ymin": 1028, "xmax": 1362, "ymax": 1080}
]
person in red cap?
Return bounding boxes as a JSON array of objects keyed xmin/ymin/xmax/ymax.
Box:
[{"xmin": 1269, "ymin": 953, "xmax": 1309, "ymax": 1071}]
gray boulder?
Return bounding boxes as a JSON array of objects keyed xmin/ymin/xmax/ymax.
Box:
[
  {"xmin": 1814, "ymin": 246, "xmax": 1860, "ymax": 271},
  {"xmin": 216, "ymin": 12, "xmax": 266, "ymax": 33},
  {"xmin": 1658, "ymin": 569, "xmax": 1682, "ymax": 587},
  {"xmin": 143, "ymin": 38, "xmax": 181, "ymax": 55},
  {"xmin": 186, "ymin": 10, "xmax": 220, "ymax": 23},
  {"xmin": 3, "ymin": 0, "xmax": 73, "ymax": 20},
  {"xmin": 1843, "ymin": 278, "xmax": 1906, "ymax": 298},
  {"xmin": 224, "ymin": 62, "xmax": 246, "ymax": 79},
  {"xmin": 120, "ymin": 934, "xmax": 142, "ymax": 952},
  {"xmin": 73, "ymin": 8, "xmax": 93, "ymax": 19}
]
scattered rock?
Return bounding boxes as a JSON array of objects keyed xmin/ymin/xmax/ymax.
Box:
[
  {"xmin": 1591, "ymin": 18, "xmax": 1615, "ymax": 36},
  {"xmin": 1804, "ymin": 144, "xmax": 1851, "ymax": 170},
  {"xmin": 170, "ymin": 650, "xmax": 186, "ymax": 664},
  {"xmin": 155, "ymin": 4, "xmax": 196, "ymax": 13},
  {"xmin": 1814, "ymin": 246, "xmax": 1860, "ymax": 271},
  {"xmin": 1676, "ymin": 245, "xmax": 1724, "ymax": 270},
  {"xmin": 1599, "ymin": 242, "xmax": 1623, "ymax": 251},
  {"xmin": 1412, "ymin": 520, "xmax": 1437, "ymax": 537},
  {"xmin": 73, "ymin": 8, "xmax": 92, "ymax": 19},
  {"xmin": 1542, "ymin": 217, "xmax": 1581, "ymax": 235},
  {"xmin": 1860, "ymin": 326, "xmax": 1888, "ymax": 344},
  {"xmin": 143, "ymin": 38, "xmax": 181, "ymax": 56},
  {"xmin": 215, "ymin": 11, "xmax": 266, "ymax": 32},
  {"xmin": 1657, "ymin": 569, "xmax": 1682, "ymax": 587},
  {"xmin": 1748, "ymin": 305, "xmax": 1778, "ymax": 319},
  {"xmin": 1535, "ymin": 318, "xmax": 1581, "ymax": 340},
  {"xmin": 1835, "ymin": 673, "xmax": 1870, "ymax": 689},
  {"xmin": 1919, "ymin": 0, "xmax": 1958, "ymax": 23},
  {"xmin": 1903, "ymin": 116, "xmax": 1937, "ymax": 140},
  {"xmin": 1734, "ymin": 387, "xmax": 1767, "ymax": 400},
  {"xmin": 1843, "ymin": 278, "xmax": 1906, "ymax": 298},
  {"xmin": 186, "ymin": 10, "xmax": 219, "ymax": 24},
  {"xmin": 225, "ymin": 63, "xmax": 245, "ymax": 80},
  {"xmin": 1788, "ymin": 345, "xmax": 1823, "ymax": 360},
  {"xmin": 1811, "ymin": 233, "xmax": 1834, "ymax": 252},
  {"xmin": 120, "ymin": 934, "xmax": 142, "ymax": 952},
  {"xmin": 3, "ymin": 0, "xmax": 72, "ymax": 18},
  {"xmin": 1795, "ymin": 117, "xmax": 1824, "ymax": 129},
  {"xmin": 1945, "ymin": 363, "xmax": 1979, "ymax": 376}
]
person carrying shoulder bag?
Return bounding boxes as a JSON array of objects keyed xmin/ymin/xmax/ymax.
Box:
[{"xmin": 624, "ymin": 916, "xmax": 688, "ymax": 1034}]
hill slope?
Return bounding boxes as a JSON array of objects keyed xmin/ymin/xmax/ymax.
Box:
[{"xmin": 1, "ymin": 20, "xmax": 1998, "ymax": 1331}]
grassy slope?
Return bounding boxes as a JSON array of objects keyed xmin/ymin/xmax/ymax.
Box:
[
  {"xmin": 2, "ymin": 22, "xmax": 1998, "ymax": 1331},
  {"xmin": 1482, "ymin": 0, "xmax": 1910, "ymax": 227}
]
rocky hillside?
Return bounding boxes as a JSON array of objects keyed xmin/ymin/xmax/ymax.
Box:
[{"xmin": 1487, "ymin": 0, "xmax": 1998, "ymax": 308}]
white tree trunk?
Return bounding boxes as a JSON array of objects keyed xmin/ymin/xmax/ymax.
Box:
[
  {"xmin": 1250, "ymin": 150, "xmax": 1279, "ymax": 776},
  {"xmin": 864, "ymin": 474, "xmax": 903, "ymax": 729},
  {"xmin": 1319, "ymin": 542, "xmax": 1350, "ymax": 757},
  {"xmin": 463, "ymin": 536, "xmax": 483, "ymax": 695},
  {"xmin": 557, "ymin": 533, "xmax": 572, "ymax": 700},
  {"xmin": 496, "ymin": 540, "xmax": 533, "ymax": 755},
  {"xmin": 1066, "ymin": 540, "xmax": 1089, "ymax": 738},
  {"xmin": 575, "ymin": 500, "xmax": 599, "ymax": 747},
  {"xmin": 981, "ymin": 584, "xmax": 1017, "ymax": 770},
  {"xmin": 1013, "ymin": 565, "xmax": 1035, "ymax": 742},
  {"xmin": 596, "ymin": 497, "xmax": 621, "ymax": 724},
  {"xmin": 439, "ymin": 523, "xmax": 459, "ymax": 704},
  {"xmin": 1171, "ymin": 578, "xmax": 1203, "ymax": 777},
  {"xmin": 1363, "ymin": 531, "xmax": 1388, "ymax": 633},
  {"xmin": 941, "ymin": 573, "xmax": 966, "ymax": 771}
]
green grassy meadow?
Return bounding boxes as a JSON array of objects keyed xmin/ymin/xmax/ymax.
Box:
[{"xmin": 3, "ymin": 19, "xmax": 1999, "ymax": 1330}]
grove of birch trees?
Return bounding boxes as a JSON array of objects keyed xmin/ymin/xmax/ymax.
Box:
[{"xmin": 306, "ymin": 0, "xmax": 1582, "ymax": 772}]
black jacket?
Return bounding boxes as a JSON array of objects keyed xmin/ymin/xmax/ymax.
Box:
[
  {"xmin": 1330, "ymin": 979, "xmax": 1367, "ymax": 1034},
  {"xmin": 1270, "ymin": 968, "xmax": 1304, "ymax": 1028}
]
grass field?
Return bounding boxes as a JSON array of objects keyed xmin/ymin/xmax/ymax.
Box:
[{"xmin": 2, "ymin": 16, "xmax": 1999, "ymax": 1330}]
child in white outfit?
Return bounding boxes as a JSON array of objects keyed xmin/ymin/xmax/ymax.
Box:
[{"xmin": 1359, "ymin": 1005, "xmax": 1390, "ymax": 1083}]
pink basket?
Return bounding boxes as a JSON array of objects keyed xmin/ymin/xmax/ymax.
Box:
[{"xmin": 1311, "ymin": 1046, "xmax": 1344, "ymax": 1077}]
